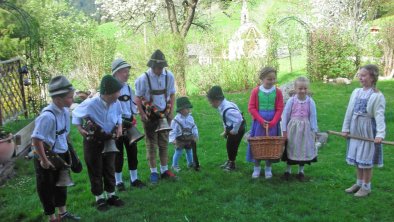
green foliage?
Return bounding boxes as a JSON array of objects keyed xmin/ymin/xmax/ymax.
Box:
[
  {"xmin": 187, "ymin": 58, "xmax": 260, "ymax": 94},
  {"xmin": 70, "ymin": 35, "xmax": 117, "ymax": 90},
  {"xmin": 23, "ymin": 0, "xmax": 97, "ymax": 76},
  {"xmin": 261, "ymin": 8, "xmax": 279, "ymax": 71},
  {"xmin": 0, "ymin": 8, "xmax": 25, "ymax": 59},
  {"xmin": 307, "ymin": 28, "xmax": 356, "ymax": 81}
]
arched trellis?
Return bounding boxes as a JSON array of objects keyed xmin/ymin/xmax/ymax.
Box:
[
  {"xmin": 273, "ymin": 16, "xmax": 312, "ymax": 76},
  {"xmin": 0, "ymin": 0, "xmax": 46, "ymax": 125}
]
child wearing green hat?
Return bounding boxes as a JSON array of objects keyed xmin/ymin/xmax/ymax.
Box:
[
  {"xmin": 207, "ymin": 86, "xmax": 245, "ymax": 171},
  {"xmin": 169, "ymin": 97, "xmax": 199, "ymax": 172},
  {"xmin": 72, "ymin": 75, "xmax": 125, "ymax": 211}
]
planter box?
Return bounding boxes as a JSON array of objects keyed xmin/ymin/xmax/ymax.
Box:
[
  {"xmin": 14, "ymin": 121, "xmax": 35, "ymax": 156},
  {"xmin": 0, "ymin": 134, "xmax": 15, "ymax": 164}
]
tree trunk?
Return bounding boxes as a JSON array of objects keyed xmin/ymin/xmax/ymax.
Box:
[
  {"xmin": 288, "ymin": 46, "xmax": 293, "ymax": 73},
  {"xmin": 383, "ymin": 46, "xmax": 394, "ymax": 77},
  {"xmin": 172, "ymin": 37, "xmax": 187, "ymax": 96},
  {"xmin": 165, "ymin": 0, "xmax": 180, "ymax": 34},
  {"xmin": 164, "ymin": 0, "xmax": 199, "ymax": 95}
]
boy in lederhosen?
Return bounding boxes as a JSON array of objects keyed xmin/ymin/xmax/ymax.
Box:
[
  {"xmin": 112, "ymin": 58, "xmax": 146, "ymax": 191},
  {"xmin": 207, "ymin": 86, "xmax": 246, "ymax": 171},
  {"xmin": 135, "ymin": 49, "xmax": 176, "ymax": 184},
  {"xmin": 72, "ymin": 75, "xmax": 125, "ymax": 211},
  {"xmin": 169, "ymin": 97, "xmax": 199, "ymax": 172},
  {"xmin": 32, "ymin": 76, "xmax": 80, "ymax": 222}
]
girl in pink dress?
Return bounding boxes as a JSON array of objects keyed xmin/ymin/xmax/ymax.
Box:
[{"xmin": 281, "ymin": 77, "xmax": 318, "ymax": 181}]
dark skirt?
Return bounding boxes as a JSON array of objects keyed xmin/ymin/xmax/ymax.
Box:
[{"xmin": 281, "ymin": 141, "xmax": 317, "ymax": 165}]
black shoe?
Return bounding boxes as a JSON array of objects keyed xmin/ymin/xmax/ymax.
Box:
[
  {"xmin": 281, "ymin": 172, "xmax": 291, "ymax": 181},
  {"xmin": 131, "ymin": 179, "xmax": 146, "ymax": 188},
  {"xmin": 107, "ymin": 195, "xmax": 125, "ymax": 207},
  {"xmin": 193, "ymin": 163, "xmax": 200, "ymax": 171},
  {"xmin": 224, "ymin": 161, "xmax": 235, "ymax": 171},
  {"xmin": 59, "ymin": 212, "xmax": 81, "ymax": 221},
  {"xmin": 96, "ymin": 198, "xmax": 110, "ymax": 212},
  {"xmin": 220, "ymin": 160, "xmax": 229, "ymax": 168},
  {"xmin": 296, "ymin": 172, "xmax": 305, "ymax": 182},
  {"xmin": 116, "ymin": 182, "xmax": 126, "ymax": 192}
]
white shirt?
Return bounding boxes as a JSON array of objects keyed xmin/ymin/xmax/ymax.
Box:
[
  {"xmin": 31, "ymin": 103, "xmax": 70, "ymax": 153},
  {"xmin": 118, "ymin": 83, "xmax": 137, "ymax": 118},
  {"xmin": 134, "ymin": 68, "xmax": 176, "ymax": 111},
  {"xmin": 72, "ymin": 96, "xmax": 123, "ymax": 134},
  {"xmin": 259, "ymin": 85, "xmax": 275, "ymax": 93},
  {"xmin": 218, "ymin": 99, "xmax": 243, "ymax": 134},
  {"xmin": 169, "ymin": 113, "xmax": 199, "ymax": 143}
]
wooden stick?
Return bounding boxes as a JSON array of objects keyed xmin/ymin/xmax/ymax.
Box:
[{"xmin": 327, "ymin": 130, "xmax": 394, "ymax": 146}]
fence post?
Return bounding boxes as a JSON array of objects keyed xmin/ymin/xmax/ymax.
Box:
[{"xmin": 18, "ymin": 60, "xmax": 28, "ymax": 119}]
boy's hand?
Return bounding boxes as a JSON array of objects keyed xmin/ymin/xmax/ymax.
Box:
[
  {"xmin": 40, "ymin": 159, "xmax": 54, "ymax": 169},
  {"xmin": 140, "ymin": 112, "xmax": 148, "ymax": 122},
  {"xmin": 77, "ymin": 125, "xmax": 88, "ymax": 137},
  {"xmin": 116, "ymin": 125, "xmax": 123, "ymax": 138},
  {"xmin": 282, "ymin": 131, "xmax": 287, "ymax": 139},
  {"xmin": 228, "ymin": 130, "xmax": 237, "ymax": 136},
  {"xmin": 220, "ymin": 131, "xmax": 228, "ymax": 139},
  {"xmin": 263, "ymin": 121, "xmax": 270, "ymax": 128}
]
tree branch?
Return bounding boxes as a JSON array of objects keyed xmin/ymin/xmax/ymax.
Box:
[
  {"xmin": 165, "ymin": 0, "xmax": 180, "ymax": 35},
  {"xmin": 180, "ymin": 0, "xmax": 198, "ymax": 38}
]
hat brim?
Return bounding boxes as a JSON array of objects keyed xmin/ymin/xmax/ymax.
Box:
[
  {"xmin": 49, "ymin": 86, "xmax": 75, "ymax": 97},
  {"xmin": 147, "ymin": 60, "xmax": 168, "ymax": 68},
  {"xmin": 112, "ymin": 64, "xmax": 131, "ymax": 75},
  {"xmin": 176, "ymin": 104, "xmax": 193, "ymax": 112}
]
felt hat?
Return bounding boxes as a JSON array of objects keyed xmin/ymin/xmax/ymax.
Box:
[
  {"xmin": 111, "ymin": 58, "xmax": 131, "ymax": 75},
  {"xmin": 206, "ymin": 85, "xmax": 225, "ymax": 100},
  {"xmin": 147, "ymin": 49, "xmax": 168, "ymax": 68},
  {"xmin": 176, "ymin": 97, "xmax": 193, "ymax": 112},
  {"xmin": 48, "ymin": 75, "xmax": 75, "ymax": 97},
  {"xmin": 100, "ymin": 75, "xmax": 122, "ymax": 95}
]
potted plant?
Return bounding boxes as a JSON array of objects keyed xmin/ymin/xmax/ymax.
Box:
[{"xmin": 0, "ymin": 127, "xmax": 15, "ymax": 164}]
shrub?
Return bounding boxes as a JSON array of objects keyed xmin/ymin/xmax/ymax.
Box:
[{"xmin": 307, "ymin": 28, "xmax": 356, "ymax": 81}]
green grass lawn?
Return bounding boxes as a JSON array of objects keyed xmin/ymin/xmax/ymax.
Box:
[{"xmin": 1, "ymin": 80, "xmax": 394, "ymax": 221}]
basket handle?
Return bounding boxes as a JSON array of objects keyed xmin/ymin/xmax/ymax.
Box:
[{"xmin": 265, "ymin": 125, "xmax": 269, "ymax": 136}]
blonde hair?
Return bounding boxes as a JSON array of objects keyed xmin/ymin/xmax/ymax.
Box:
[
  {"xmin": 294, "ymin": 76, "xmax": 310, "ymax": 88},
  {"xmin": 289, "ymin": 76, "xmax": 312, "ymax": 97},
  {"xmin": 360, "ymin": 64, "xmax": 379, "ymax": 87}
]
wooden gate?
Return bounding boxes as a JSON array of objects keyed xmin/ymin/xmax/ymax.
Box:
[{"xmin": 0, "ymin": 58, "xmax": 28, "ymax": 125}]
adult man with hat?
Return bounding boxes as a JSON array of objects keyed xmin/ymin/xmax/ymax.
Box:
[
  {"xmin": 72, "ymin": 75, "xmax": 125, "ymax": 211},
  {"xmin": 135, "ymin": 49, "xmax": 176, "ymax": 184},
  {"xmin": 111, "ymin": 58, "xmax": 146, "ymax": 190},
  {"xmin": 31, "ymin": 75, "xmax": 80, "ymax": 221}
]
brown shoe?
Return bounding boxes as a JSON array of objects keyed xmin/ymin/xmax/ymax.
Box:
[
  {"xmin": 354, "ymin": 187, "xmax": 371, "ymax": 197},
  {"xmin": 345, "ymin": 184, "xmax": 361, "ymax": 193}
]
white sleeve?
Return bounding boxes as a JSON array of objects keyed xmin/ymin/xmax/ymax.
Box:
[
  {"xmin": 373, "ymin": 93, "xmax": 386, "ymax": 139},
  {"xmin": 342, "ymin": 89, "xmax": 357, "ymax": 132}
]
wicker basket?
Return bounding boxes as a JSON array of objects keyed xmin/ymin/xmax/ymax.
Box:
[{"xmin": 248, "ymin": 127, "xmax": 286, "ymax": 160}]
